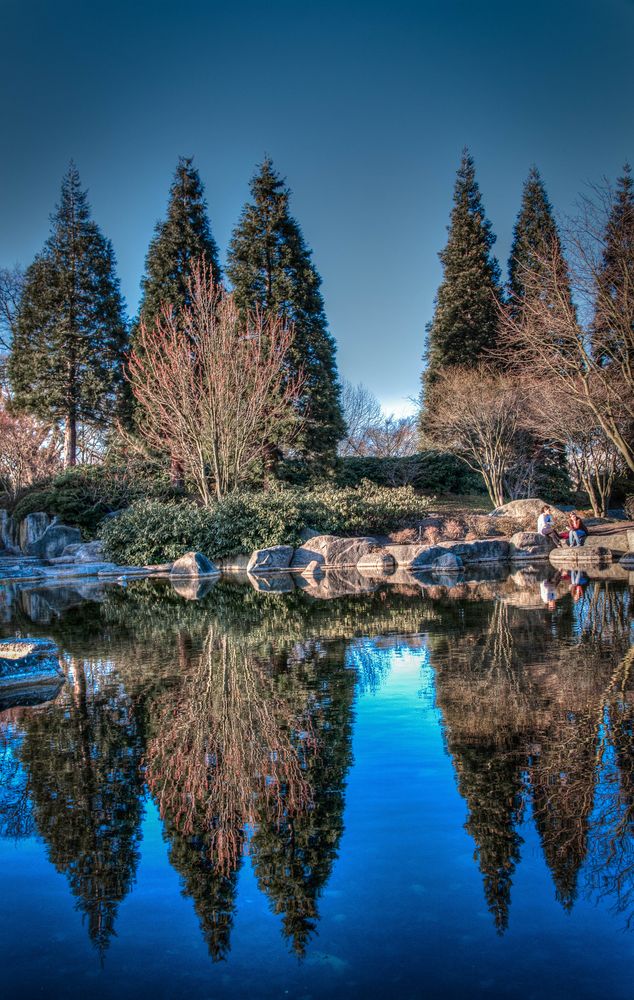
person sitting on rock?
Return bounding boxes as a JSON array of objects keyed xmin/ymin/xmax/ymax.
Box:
[
  {"xmin": 537, "ymin": 505, "xmax": 562, "ymax": 548},
  {"xmin": 567, "ymin": 512, "xmax": 588, "ymax": 547}
]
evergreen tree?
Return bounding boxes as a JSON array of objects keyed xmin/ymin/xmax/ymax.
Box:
[
  {"xmin": 593, "ymin": 163, "xmax": 634, "ymax": 365},
  {"xmin": 508, "ymin": 166, "xmax": 571, "ymax": 318},
  {"xmin": 227, "ymin": 158, "xmax": 345, "ymax": 466},
  {"xmin": 135, "ymin": 156, "xmax": 221, "ymax": 339},
  {"xmin": 422, "ymin": 149, "xmax": 502, "ymax": 401},
  {"xmin": 8, "ymin": 164, "xmax": 128, "ymax": 466}
]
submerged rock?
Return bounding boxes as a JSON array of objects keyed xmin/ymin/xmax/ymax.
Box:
[
  {"xmin": 247, "ymin": 545, "xmax": 294, "ymax": 574},
  {"xmin": 0, "ymin": 637, "xmax": 64, "ymax": 693},
  {"xmin": 170, "ymin": 551, "xmax": 220, "ymax": 577}
]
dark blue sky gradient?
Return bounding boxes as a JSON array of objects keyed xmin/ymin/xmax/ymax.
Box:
[{"xmin": 1, "ymin": 0, "xmax": 632, "ymax": 412}]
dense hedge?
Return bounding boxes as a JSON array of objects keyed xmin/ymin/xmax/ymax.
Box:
[
  {"xmin": 11, "ymin": 464, "xmax": 179, "ymax": 536},
  {"xmin": 100, "ymin": 483, "xmax": 434, "ymax": 565},
  {"xmin": 277, "ymin": 451, "xmax": 485, "ymax": 493}
]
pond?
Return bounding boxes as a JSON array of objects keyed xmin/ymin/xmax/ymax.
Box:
[{"xmin": 0, "ymin": 569, "xmax": 633, "ymax": 999}]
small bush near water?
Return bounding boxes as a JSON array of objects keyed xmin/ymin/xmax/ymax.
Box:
[{"xmin": 100, "ymin": 483, "xmax": 434, "ymax": 565}]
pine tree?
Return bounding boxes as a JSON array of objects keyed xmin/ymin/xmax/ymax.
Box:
[
  {"xmin": 593, "ymin": 163, "xmax": 634, "ymax": 365},
  {"xmin": 508, "ymin": 166, "xmax": 571, "ymax": 318},
  {"xmin": 135, "ymin": 156, "xmax": 221, "ymax": 337},
  {"xmin": 8, "ymin": 164, "xmax": 127, "ymax": 466},
  {"xmin": 226, "ymin": 158, "xmax": 344, "ymax": 466},
  {"xmin": 422, "ymin": 149, "xmax": 502, "ymax": 400}
]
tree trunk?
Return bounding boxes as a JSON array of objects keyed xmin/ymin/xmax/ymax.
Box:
[
  {"xmin": 64, "ymin": 414, "xmax": 77, "ymax": 468},
  {"xmin": 170, "ymin": 455, "xmax": 184, "ymax": 489}
]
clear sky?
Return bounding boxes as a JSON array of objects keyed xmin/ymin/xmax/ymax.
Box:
[{"xmin": 1, "ymin": 0, "xmax": 632, "ymax": 415}]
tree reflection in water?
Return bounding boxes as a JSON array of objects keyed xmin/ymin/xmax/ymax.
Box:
[
  {"xmin": 0, "ymin": 574, "xmax": 632, "ymax": 960},
  {"xmin": 429, "ymin": 580, "xmax": 633, "ymax": 931}
]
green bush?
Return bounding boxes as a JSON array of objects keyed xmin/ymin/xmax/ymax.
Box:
[
  {"xmin": 11, "ymin": 464, "xmax": 178, "ymax": 536},
  {"xmin": 101, "ymin": 483, "xmax": 434, "ymax": 565}
]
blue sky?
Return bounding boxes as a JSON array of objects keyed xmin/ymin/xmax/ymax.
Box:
[{"xmin": 1, "ymin": 0, "xmax": 632, "ymax": 414}]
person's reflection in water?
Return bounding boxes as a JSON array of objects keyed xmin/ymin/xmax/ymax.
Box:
[
  {"xmin": 540, "ymin": 572, "xmax": 562, "ymax": 611},
  {"xmin": 569, "ymin": 569, "xmax": 589, "ymax": 603}
]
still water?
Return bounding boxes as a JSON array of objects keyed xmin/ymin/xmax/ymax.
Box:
[{"xmin": 0, "ymin": 570, "xmax": 633, "ymax": 999}]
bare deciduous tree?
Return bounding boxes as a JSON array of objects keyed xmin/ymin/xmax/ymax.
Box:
[
  {"xmin": 424, "ymin": 367, "xmax": 525, "ymax": 507},
  {"xmin": 338, "ymin": 380, "xmax": 382, "ymax": 456},
  {"xmin": 0, "ymin": 391, "xmax": 62, "ymax": 498},
  {"xmin": 127, "ymin": 261, "xmax": 304, "ymax": 503},
  {"xmin": 0, "ymin": 265, "xmax": 23, "ymax": 352},
  {"xmin": 500, "ymin": 183, "xmax": 634, "ymax": 473}
]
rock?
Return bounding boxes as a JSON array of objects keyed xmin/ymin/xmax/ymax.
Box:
[
  {"xmin": 73, "ymin": 540, "xmax": 105, "ymax": 563},
  {"xmin": 170, "ymin": 551, "xmax": 220, "ymax": 577},
  {"xmin": 0, "ymin": 637, "xmax": 64, "ymax": 689},
  {"xmin": 291, "ymin": 535, "xmax": 380, "ymax": 570},
  {"xmin": 437, "ymin": 539, "xmax": 510, "ymax": 563},
  {"xmin": 0, "ymin": 510, "xmax": 18, "ymax": 551},
  {"xmin": 385, "ymin": 543, "xmax": 432, "ymax": 568},
  {"xmin": 550, "ymin": 546, "xmax": 612, "ymax": 567},
  {"xmin": 247, "ymin": 544, "xmax": 294, "ymax": 574},
  {"xmin": 357, "ymin": 549, "xmax": 397, "ymax": 578},
  {"xmin": 26, "ymin": 524, "xmax": 82, "ymax": 560},
  {"xmin": 509, "ymin": 531, "xmax": 552, "ymax": 560},
  {"xmin": 489, "ymin": 498, "xmax": 567, "ymax": 530},
  {"xmin": 432, "ymin": 552, "xmax": 463, "ymax": 571},
  {"xmin": 19, "ymin": 512, "xmax": 50, "ymax": 553},
  {"xmin": 300, "ymin": 559, "xmax": 323, "ymax": 579},
  {"xmin": 171, "ymin": 578, "xmax": 218, "ymax": 601}
]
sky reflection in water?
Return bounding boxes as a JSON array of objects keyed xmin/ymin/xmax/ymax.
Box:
[{"xmin": 0, "ymin": 573, "xmax": 632, "ymax": 999}]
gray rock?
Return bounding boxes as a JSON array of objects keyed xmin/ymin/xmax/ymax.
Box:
[
  {"xmin": 432, "ymin": 552, "xmax": 463, "ymax": 571},
  {"xmin": 385, "ymin": 543, "xmax": 434, "ymax": 568},
  {"xmin": 170, "ymin": 551, "xmax": 220, "ymax": 577},
  {"xmin": 490, "ymin": 498, "xmax": 567, "ymax": 530},
  {"xmin": 510, "ymin": 531, "xmax": 552, "ymax": 560},
  {"xmin": 0, "ymin": 510, "xmax": 18, "ymax": 551},
  {"xmin": 300, "ymin": 559, "xmax": 323, "ymax": 579},
  {"xmin": 26, "ymin": 524, "xmax": 82, "ymax": 560},
  {"xmin": 73, "ymin": 540, "xmax": 105, "ymax": 563},
  {"xmin": 247, "ymin": 544, "xmax": 294, "ymax": 574},
  {"xmin": 0, "ymin": 637, "xmax": 64, "ymax": 690},
  {"xmin": 357, "ymin": 549, "xmax": 397, "ymax": 578},
  {"xmin": 20, "ymin": 512, "xmax": 50, "ymax": 553},
  {"xmin": 291, "ymin": 534, "xmax": 379, "ymax": 570},
  {"xmin": 436, "ymin": 539, "xmax": 510, "ymax": 563}
]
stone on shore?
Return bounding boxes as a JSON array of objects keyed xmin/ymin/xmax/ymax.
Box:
[
  {"xmin": 489, "ymin": 498, "xmax": 566, "ymax": 530},
  {"xmin": 509, "ymin": 531, "xmax": 552, "ymax": 560},
  {"xmin": 20, "ymin": 512, "xmax": 50, "ymax": 552},
  {"xmin": 26, "ymin": 523, "xmax": 82, "ymax": 559},
  {"xmin": 432, "ymin": 552, "xmax": 463, "ymax": 571},
  {"xmin": 247, "ymin": 545, "xmax": 294, "ymax": 574},
  {"xmin": 291, "ymin": 534, "xmax": 382, "ymax": 570},
  {"xmin": 357, "ymin": 549, "xmax": 396, "ymax": 578},
  {"xmin": 72, "ymin": 540, "xmax": 105, "ymax": 563},
  {"xmin": 170, "ymin": 551, "xmax": 220, "ymax": 577}
]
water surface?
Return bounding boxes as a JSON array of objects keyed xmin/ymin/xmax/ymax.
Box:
[{"xmin": 0, "ymin": 571, "xmax": 632, "ymax": 998}]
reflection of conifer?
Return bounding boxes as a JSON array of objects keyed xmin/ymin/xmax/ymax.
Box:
[
  {"xmin": 251, "ymin": 652, "xmax": 355, "ymax": 956},
  {"xmin": 164, "ymin": 821, "xmax": 240, "ymax": 962},
  {"xmin": 18, "ymin": 660, "xmax": 144, "ymax": 956}
]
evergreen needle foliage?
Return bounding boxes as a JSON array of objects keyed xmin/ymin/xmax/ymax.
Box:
[
  {"xmin": 8, "ymin": 163, "xmax": 128, "ymax": 466},
  {"xmin": 593, "ymin": 163, "xmax": 634, "ymax": 365},
  {"xmin": 227, "ymin": 158, "xmax": 345, "ymax": 467},
  {"xmin": 422, "ymin": 149, "xmax": 502, "ymax": 404}
]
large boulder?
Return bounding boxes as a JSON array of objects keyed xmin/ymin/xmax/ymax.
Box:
[
  {"xmin": 72, "ymin": 540, "xmax": 105, "ymax": 563},
  {"xmin": 0, "ymin": 510, "xmax": 18, "ymax": 551},
  {"xmin": 26, "ymin": 523, "xmax": 82, "ymax": 559},
  {"xmin": 436, "ymin": 539, "xmax": 510, "ymax": 563},
  {"xmin": 357, "ymin": 549, "xmax": 396, "ymax": 578},
  {"xmin": 170, "ymin": 551, "xmax": 220, "ymax": 577},
  {"xmin": 247, "ymin": 545, "xmax": 294, "ymax": 575},
  {"xmin": 0, "ymin": 637, "xmax": 64, "ymax": 689},
  {"xmin": 19, "ymin": 512, "xmax": 50, "ymax": 552},
  {"xmin": 291, "ymin": 535, "xmax": 380, "ymax": 570},
  {"xmin": 489, "ymin": 498, "xmax": 566, "ymax": 531},
  {"xmin": 509, "ymin": 531, "xmax": 552, "ymax": 560},
  {"xmin": 432, "ymin": 552, "xmax": 463, "ymax": 571}
]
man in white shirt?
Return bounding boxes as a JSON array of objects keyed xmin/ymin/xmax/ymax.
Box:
[{"xmin": 537, "ymin": 505, "xmax": 561, "ymax": 547}]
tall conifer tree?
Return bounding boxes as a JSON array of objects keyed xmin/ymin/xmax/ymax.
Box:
[
  {"xmin": 135, "ymin": 156, "xmax": 221, "ymax": 338},
  {"xmin": 8, "ymin": 164, "xmax": 127, "ymax": 466},
  {"xmin": 593, "ymin": 163, "xmax": 634, "ymax": 364},
  {"xmin": 422, "ymin": 149, "xmax": 501, "ymax": 400},
  {"xmin": 227, "ymin": 159, "xmax": 344, "ymax": 465},
  {"xmin": 508, "ymin": 166, "xmax": 571, "ymax": 318}
]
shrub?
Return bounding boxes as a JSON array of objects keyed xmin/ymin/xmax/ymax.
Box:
[
  {"xmin": 101, "ymin": 483, "xmax": 434, "ymax": 565},
  {"xmin": 11, "ymin": 464, "xmax": 178, "ymax": 536}
]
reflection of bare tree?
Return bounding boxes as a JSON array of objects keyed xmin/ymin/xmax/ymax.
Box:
[
  {"xmin": 144, "ymin": 626, "xmax": 355, "ymax": 959},
  {"xmin": 0, "ymin": 716, "xmax": 34, "ymax": 839}
]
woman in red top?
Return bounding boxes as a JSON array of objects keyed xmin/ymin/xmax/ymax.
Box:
[{"xmin": 567, "ymin": 512, "xmax": 588, "ymax": 547}]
